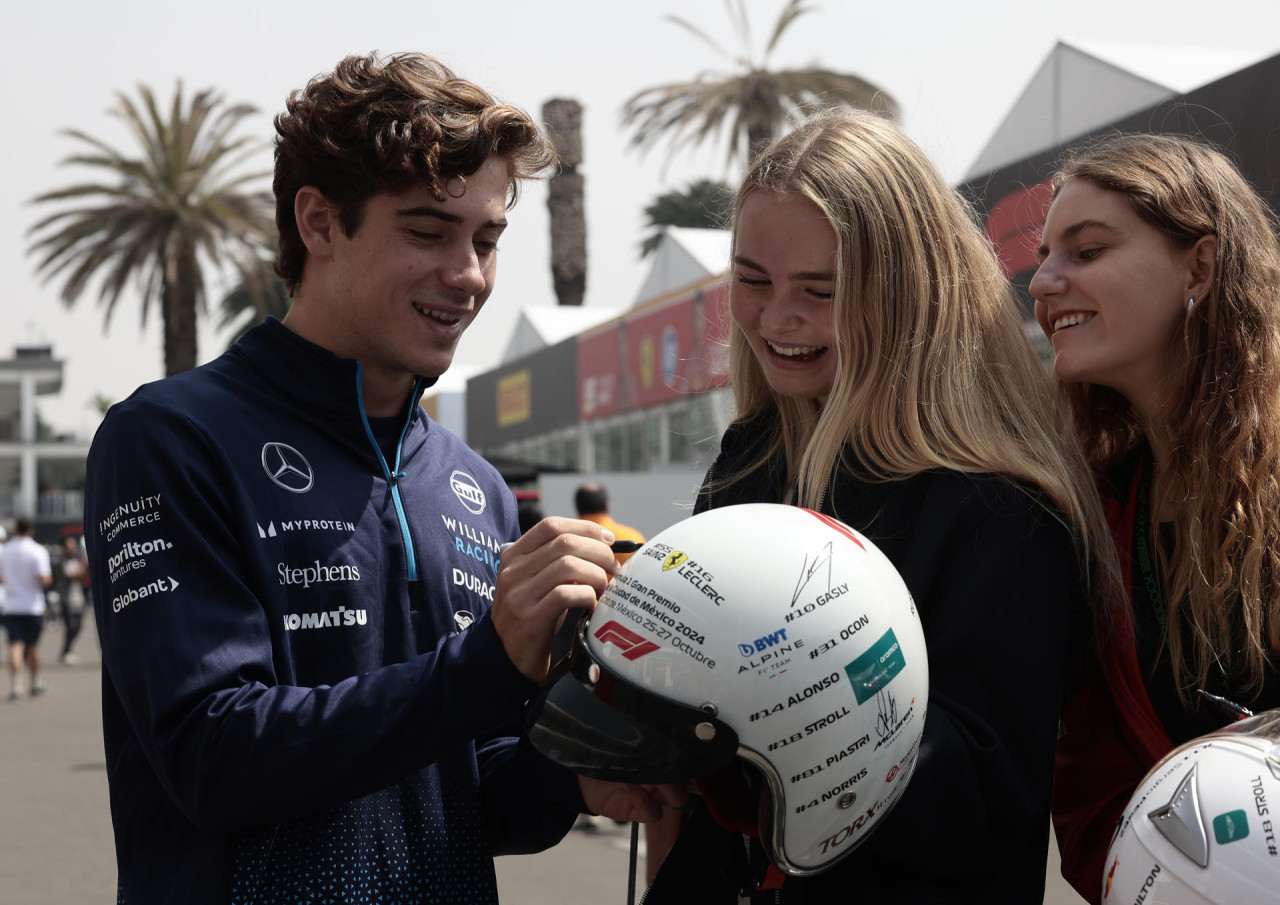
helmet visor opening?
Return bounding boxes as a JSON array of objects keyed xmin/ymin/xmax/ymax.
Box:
[{"xmin": 526, "ymin": 621, "xmax": 740, "ymax": 783}]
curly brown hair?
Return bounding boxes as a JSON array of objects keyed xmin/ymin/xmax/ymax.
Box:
[
  {"xmin": 1056, "ymin": 132, "xmax": 1280, "ymax": 700},
  {"xmin": 272, "ymin": 51, "xmax": 556, "ymax": 293}
]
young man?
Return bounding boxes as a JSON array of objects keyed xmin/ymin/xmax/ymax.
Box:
[
  {"xmin": 86, "ymin": 53, "xmax": 677, "ymax": 905},
  {"xmin": 0, "ymin": 516, "xmax": 52, "ymax": 700}
]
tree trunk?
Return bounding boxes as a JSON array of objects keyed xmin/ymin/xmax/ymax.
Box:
[
  {"xmin": 742, "ymin": 71, "xmax": 776, "ymax": 162},
  {"xmin": 747, "ymin": 121, "xmax": 774, "ymax": 161},
  {"xmin": 543, "ymin": 98, "xmax": 586, "ymax": 307},
  {"xmin": 161, "ymin": 239, "xmax": 200, "ymax": 376}
]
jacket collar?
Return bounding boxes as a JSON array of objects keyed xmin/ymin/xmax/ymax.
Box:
[{"xmin": 229, "ymin": 317, "xmax": 437, "ymax": 418}]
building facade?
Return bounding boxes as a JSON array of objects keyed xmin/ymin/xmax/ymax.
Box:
[
  {"xmin": 466, "ymin": 275, "xmax": 735, "ymax": 475},
  {"xmin": 466, "ymin": 47, "xmax": 1280, "ymax": 499},
  {"xmin": 0, "ymin": 346, "xmax": 90, "ymax": 540}
]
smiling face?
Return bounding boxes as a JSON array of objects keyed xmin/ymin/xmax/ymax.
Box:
[
  {"xmin": 287, "ymin": 156, "xmax": 510, "ymax": 413},
  {"xmin": 730, "ymin": 190, "xmax": 839, "ymax": 403},
  {"xmin": 1030, "ymin": 178, "xmax": 1199, "ymax": 406}
]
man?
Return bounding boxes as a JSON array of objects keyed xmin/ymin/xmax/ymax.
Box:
[
  {"xmin": 574, "ymin": 482, "xmax": 645, "ymax": 561},
  {"xmin": 0, "ymin": 516, "xmax": 52, "ymax": 701},
  {"xmin": 86, "ymin": 53, "xmax": 677, "ymax": 905},
  {"xmin": 0, "ymin": 523, "xmax": 6, "ymax": 638},
  {"xmin": 51, "ymin": 534, "xmax": 88, "ymax": 665}
]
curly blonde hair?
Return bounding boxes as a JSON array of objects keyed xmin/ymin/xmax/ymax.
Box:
[
  {"xmin": 722, "ymin": 108, "xmax": 1119, "ymax": 611},
  {"xmin": 1054, "ymin": 132, "xmax": 1280, "ymax": 699}
]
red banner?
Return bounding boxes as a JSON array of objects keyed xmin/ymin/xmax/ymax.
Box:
[
  {"xmin": 577, "ymin": 325, "xmax": 621, "ymax": 421},
  {"xmin": 624, "ymin": 295, "xmax": 697, "ymax": 409},
  {"xmin": 691, "ymin": 281, "xmax": 731, "ymax": 392}
]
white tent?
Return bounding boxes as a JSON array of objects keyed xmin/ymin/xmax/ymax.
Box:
[
  {"xmin": 633, "ymin": 227, "xmax": 730, "ymax": 305},
  {"xmin": 966, "ymin": 39, "xmax": 1269, "ymax": 180},
  {"xmin": 500, "ymin": 305, "xmax": 622, "ymax": 364}
]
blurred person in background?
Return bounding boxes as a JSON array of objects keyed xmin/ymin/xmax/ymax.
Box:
[
  {"xmin": 0, "ymin": 516, "xmax": 52, "ymax": 700},
  {"xmin": 573, "ymin": 481, "xmax": 644, "ymax": 560},
  {"xmin": 517, "ymin": 497, "xmax": 544, "ymax": 535},
  {"xmin": 51, "ymin": 534, "xmax": 89, "ymax": 665}
]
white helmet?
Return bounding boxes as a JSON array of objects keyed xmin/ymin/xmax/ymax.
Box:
[
  {"xmin": 527, "ymin": 503, "xmax": 929, "ymax": 875},
  {"xmin": 1101, "ymin": 709, "xmax": 1280, "ymax": 904}
]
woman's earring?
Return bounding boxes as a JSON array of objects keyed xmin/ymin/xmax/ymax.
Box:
[{"xmin": 1187, "ymin": 297, "xmax": 1196, "ymax": 311}]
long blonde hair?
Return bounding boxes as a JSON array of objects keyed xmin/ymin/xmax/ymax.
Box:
[
  {"xmin": 1055, "ymin": 133, "xmax": 1280, "ymax": 698},
  {"xmin": 724, "ymin": 109, "xmax": 1118, "ymax": 604}
]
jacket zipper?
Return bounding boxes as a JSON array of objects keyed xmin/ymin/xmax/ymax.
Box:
[{"xmin": 355, "ymin": 366, "xmax": 422, "ymax": 581}]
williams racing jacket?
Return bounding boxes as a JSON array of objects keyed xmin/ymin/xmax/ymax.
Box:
[{"xmin": 86, "ymin": 318, "xmax": 580, "ymax": 904}]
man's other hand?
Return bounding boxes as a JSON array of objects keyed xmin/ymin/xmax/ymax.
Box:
[{"xmin": 577, "ymin": 777, "xmax": 691, "ymax": 824}]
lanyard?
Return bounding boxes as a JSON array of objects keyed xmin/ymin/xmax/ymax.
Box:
[
  {"xmin": 1133, "ymin": 451, "xmax": 1168, "ymax": 635},
  {"xmin": 1133, "ymin": 449, "xmax": 1234, "ymax": 689}
]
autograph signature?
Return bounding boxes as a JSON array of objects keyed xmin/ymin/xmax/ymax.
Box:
[
  {"xmin": 875, "ymin": 690, "xmax": 899, "ymax": 738},
  {"xmin": 791, "ymin": 541, "xmax": 835, "ymax": 607}
]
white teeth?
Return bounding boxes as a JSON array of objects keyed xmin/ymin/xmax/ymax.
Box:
[
  {"xmin": 1052, "ymin": 312, "xmax": 1093, "ymax": 332},
  {"xmin": 767, "ymin": 341, "xmax": 824, "ymax": 357},
  {"xmin": 415, "ymin": 305, "xmax": 461, "ymax": 324}
]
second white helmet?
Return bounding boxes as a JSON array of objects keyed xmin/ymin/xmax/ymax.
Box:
[{"xmin": 1102, "ymin": 709, "xmax": 1280, "ymax": 904}]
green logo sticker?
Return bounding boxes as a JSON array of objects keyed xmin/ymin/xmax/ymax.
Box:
[
  {"xmin": 844, "ymin": 628, "xmax": 905, "ymax": 705},
  {"xmin": 1213, "ymin": 809, "xmax": 1250, "ymax": 845}
]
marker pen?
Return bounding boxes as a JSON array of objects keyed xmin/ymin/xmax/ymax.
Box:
[
  {"xmin": 497, "ymin": 539, "xmax": 643, "ymax": 559},
  {"xmin": 1196, "ymin": 689, "xmax": 1254, "ymax": 722}
]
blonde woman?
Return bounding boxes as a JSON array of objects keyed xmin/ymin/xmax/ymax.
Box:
[
  {"xmin": 642, "ymin": 109, "xmax": 1117, "ymax": 903},
  {"xmin": 1033, "ymin": 133, "xmax": 1280, "ymax": 904}
]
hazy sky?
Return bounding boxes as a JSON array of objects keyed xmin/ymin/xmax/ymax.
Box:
[{"xmin": 5, "ymin": 0, "xmax": 1280, "ymax": 436}]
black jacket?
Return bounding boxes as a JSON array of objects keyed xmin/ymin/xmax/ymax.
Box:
[{"xmin": 646, "ymin": 415, "xmax": 1088, "ymax": 903}]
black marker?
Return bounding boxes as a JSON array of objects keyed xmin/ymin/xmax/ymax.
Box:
[
  {"xmin": 497, "ymin": 539, "xmax": 643, "ymax": 559},
  {"xmin": 1196, "ymin": 689, "xmax": 1254, "ymax": 722}
]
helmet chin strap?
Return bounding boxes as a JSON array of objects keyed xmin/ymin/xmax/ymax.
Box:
[{"xmin": 628, "ymin": 822, "xmax": 642, "ymax": 905}]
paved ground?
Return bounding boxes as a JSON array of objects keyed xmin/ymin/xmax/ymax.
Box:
[{"xmin": 1, "ymin": 619, "xmax": 1087, "ymax": 904}]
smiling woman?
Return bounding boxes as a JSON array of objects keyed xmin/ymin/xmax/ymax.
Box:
[
  {"xmin": 638, "ymin": 108, "xmax": 1121, "ymax": 905},
  {"xmin": 1032, "ymin": 178, "xmax": 1215, "ymax": 407},
  {"xmin": 1035, "ymin": 133, "xmax": 1280, "ymax": 904},
  {"xmin": 729, "ymin": 190, "xmax": 838, "ymax": 403}
]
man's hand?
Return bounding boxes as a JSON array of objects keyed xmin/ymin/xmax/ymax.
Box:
[
  {"xmin": 492, "ymin": 517, "xmax": 617, "ymax": 684},
  {"xmin": 578, "ymin": 776, "xmax": 691, "ymax": 824}
]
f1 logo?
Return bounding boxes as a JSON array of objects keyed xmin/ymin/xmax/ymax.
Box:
[{"xmin": 594, "ymin": 620, "xmax": 660, "ymax": 660}]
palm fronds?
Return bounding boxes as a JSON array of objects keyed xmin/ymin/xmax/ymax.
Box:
[
  {"xmin": 621, "ymin": 0, "xmax": 898, "ymax": 169},
  {"xmin": 27, "ymin": 83, "xmax": 274, "ymax": 375}
]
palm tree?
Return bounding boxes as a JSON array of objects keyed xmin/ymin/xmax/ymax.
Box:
[
  {"xmin": 543, "ymin": 98, "xmax": 587, "ymax": 306},
  {"xmin": 28, "ymin": 84, "xmax": 274, "ymax": 376},
  {"xmin": 640, "ymin": 179, "xmax": 734, "ymax": 257},
  {"xmin": 621, "ymin": 0, "xmax": 899, "ymax": 168}
]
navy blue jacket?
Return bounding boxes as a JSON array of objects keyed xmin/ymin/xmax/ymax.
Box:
[{"xmin": 86, "ymin": 318, "xmax": 579, "ymax": 904}]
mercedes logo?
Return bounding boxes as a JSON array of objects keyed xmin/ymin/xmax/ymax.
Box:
[{"xmin": 261, "ymin": 442, "xmax": 314, "ymax": 493}]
